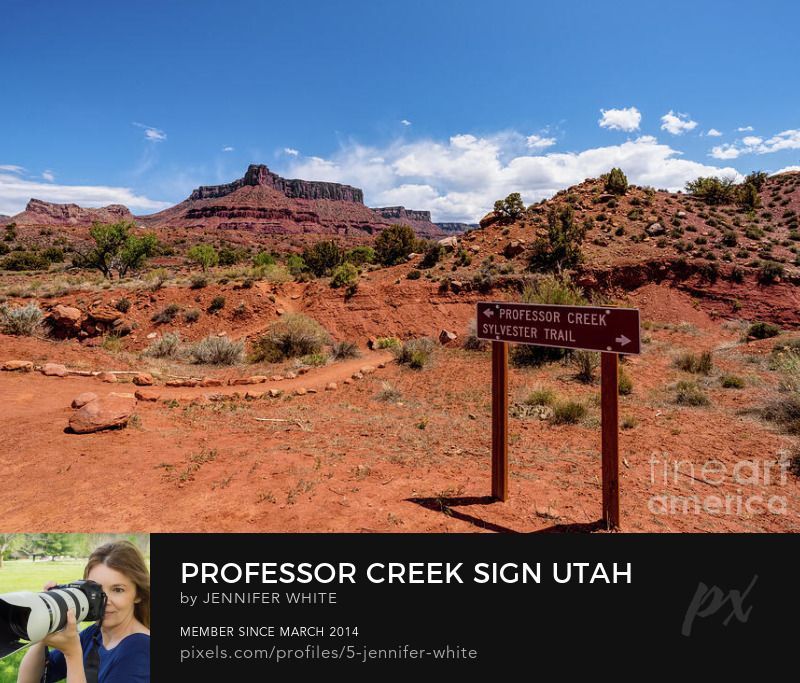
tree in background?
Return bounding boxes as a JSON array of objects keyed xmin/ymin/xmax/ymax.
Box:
[
  {"xmin": 187, "ymin": 244, "xmax": 219, "ymax": 271},
  {"xmin": 0, "ymin": 533, "xmax": 23, "ymax": 569},
  {"xmin": 302, "ymin": 240, "xmax": 342, "ymax": 277},
  {"xmin": 605, "ymin": 167, "xmax": 628, "ymax": 195},
  {"xmin": 528, "ymin": 205, "xmax": 586, "ymax": 272},
  {"xmin": 685, "ymin": 176, "xmax": 738, "ymax": 205},
  {"xmin": 375, "ymin": 224, "xmax": 417, "ymax": 266},
  {"xmin": 75, "ymin": 221, "xmax": 158, "ymax": 278},
  {"xmin": 493, "ymin": 192, "xmax": 526, "ymax": 222}
]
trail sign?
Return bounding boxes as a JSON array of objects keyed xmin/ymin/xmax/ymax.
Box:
[
  {"xmin": 477, "ymin": 302, "xmax": 641, "ymax": 355},
  {"xmin": 479, "ymin": 301, "xmax": 641, "ymax": 530}
]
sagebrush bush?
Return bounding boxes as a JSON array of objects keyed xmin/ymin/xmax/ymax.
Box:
[
  {"xmin": 573, "ymin": 350, "xmax": 599, "ymax": 383},
  {"xmin": 392, "ymin": 337, "xmax": 435, "ymax": 369},
  {"xmin": 250, "ymin": 314, "xmax": 330, "ymax": 362},
  {"xmin": 330, "ymin": 262, "xmax": 359, "ymax": 288},
  {"xmin": 374, "ymin": 337, "xmax": 401, "ymax": 350},
  {"xmin": 145, "ymin": 332, "xmax": 182, "ymax": 358},
  {"xmin": 190, "ymin": 275, "xmax": 208, "ymax": 289},
  {"xmin": 525, "ymin": 387, "xmax": 557, "ymax": 407},
  {"xmin": 330, "ymin": 340, "xmax": 360, "ymax": 360},
  {"xmin": 115, "ymin": 297, "xmax": 131, "ymax": 313},
  {"xmin": 0, "ymin": 302, "xmax": 44, "ymax": 336},
  {"xmin": 151, "ymin": 303, "xmax": 180, "ymax": 324},
  {"xmin": 675, "ymin": 380, "xmax": 710, "ymax": 406},
  {"xmin": 463, "ymin": 319, "xmax": 488, "ymax": 351},
  {"xmin": 720, "ymin": 374, "xmax": 745, "ymax": 388},
  {"xmin": 375, "ymin": 381, "xmax": 402, "ymax": 402},
  {"xmin": 618, "ymin": 367, "xmax": 633, "ymax": 395},
  {"xmin": 747, "ymin": 321, "xmax": 780, "ymax": 339},
  {"xmin": 551, "ymin": 401, "xmax": 587, "ymax": 424},
  {"xmin": 675, "ymin": 351, "xmax": 714, "ymax": 375},
  {"xmin": 183, "ymin": 308, "xmax": 201, "ymax": 323},
  {"xmin": 208, "ymin": 296, "xmax": 226, "ymax": 313},
  {"xmin": 190, "ymin": 335, "xmax": 243, "ymax": 365}
]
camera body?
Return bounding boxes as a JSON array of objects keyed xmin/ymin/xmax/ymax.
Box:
[{"xmin": 0, "ymin": 579, "xmax": 107, "ymax": 659}]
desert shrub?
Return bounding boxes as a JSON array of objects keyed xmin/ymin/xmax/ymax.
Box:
[
  {"xmin": 190, "ymin": 274, "xmax": 208, "ymax": 289},
  {"xmin": 101, "ymin": 334, "xmax": 123, "ymax": 353},
  {"xmin": 145, "ymin": 332, "xmax": 182, "ymax": 358},
  {"xmin": 525, "ymin": 387, "xmax": 557, "ymax": 407},
  {"xmin": 747, "ymin": 321, "xmax": 780, "ymax": 339},
  {"xmin": 493, "ymin": 192, "xmax": 526, "ymax": 222},
  {"xmin": 685, "ymin": 176, "xmax": 737, "ymax": 205},
  {"xmin": 151, "ymin": 303, "xmax": 180, "ymax": 324},
  {"xmin": 406, "ymin": 269, "xmax": 422, "ymax": 280},
  {"xmin": 375, "ymin": 381, "xmax": 402, "ymax": 402},
  {"xmin": 374, "ymin": 337, "xmax": 401, "ymax": 350},
  {"xmin": 744, "ymin": 226, "xmax": 764, "ymax": 240},
  {"xmin": 0, "ymin": 302, "xmax": 44, "ymax": 336},
  {"xmin": 758, "ymin": 261, "xmax": 784, "ymax": 284},
  {"xmin": 392, "ymin": 337, "xmax": 435, "ymax": 369},
  {"xmin": 115, "ymin": 297, "xmax": 131, "ymax": 313},
  {"xmin": 190, "ymin": 335, "xmax": 244, "ymax": 365},
  {"xmin": 621, "ymin": 416, "xmax": 638, "ymax": 430},
  {"xmin": 249, "ymin": 314, "xmax": 330, "ymax": 362},
  {"xmin": 604, "ymin": 167, "xmax": 628, "ymax": 195},
  {"xmin": 300, "ymin": 352, "xmax": 328, "ymax": 367},
  {"xmin": 218, "ymin": 245, "xmax": 248, "ymax": 266},
  {"xmin": 187, "ymin": 244, "xmax": 219, "ymax": 271},
  {"xmin": 572, "ymin": 350, "xmax": 599, "ymax": 383},
  {"xmin": 252, "ymin": 251, "xmax": 276, "ymax": 267},
  {"xmin": 761, "ymin": 395, "xmax": 800, "ymax": 435},
  {"xmin": 729, "ymin": 266, "xmax": 745, "ymax": 283},
  {"xmin": 344, "ymin": 246, "xmax": 375, "ymax": 266},
  {"xmin": 286, "ymin": 254, "xmax": 307, "ymax": 277},
  {"xmin": 375, "ymin": 224, "xmax": 417, "ymax": 266},
  {"xmin": 720, "ymin": 374, "xmax": 745, "ymax": 388},
  {"xmin": 330, "ymin": 262, "xmax": 359, "ymax": 288},
  {"xmin": 463, "ymin": 319, "xmax": 488, "ymax": 351},
  {"xmin": 330, "ymin": 340, "xmax": 360, "ymax": 360},
  {"xmin": 721, "ymin": 231, "xmax": 738, "ymax": 247},
  {"xmin": 1, "ymin": 251, "xmax": 49, "ymax": 271},
  {"xmin": 745, "ymin": 171, "xmax": 768, "ymax": 191},
  {"xmin": 528, "ymin": 205, "xmax": 585, "ymax": 271},
  {"xmin": 675, "ymin": 351, "xmax": 714, "ymax": 375},
  {"xmin": 618, "ymin": 367, "xmax": 633, "ymax": 395},
  {"xmin": 183, "ymin": 308, "xmax": 201, "ymax": 323},
  {"xmin": 303, "ymin": 240, "xmax": 342, "ymax": 277},
  {"xmin": 674, "ymin": 380, "xmax": 710, "ymax": 406},
  {"xmin": 208, "ymin": 296, "xmax": 225, "ymax": 313},
  {"xmin": 511, "ymin": 275, "xmax": 586, "ymax": 367},
  {"xmin": 737, "ymin": 182, "xmax": 761, "ymax": 210},
  {"xmin": 551, "ymin": 401, "xmax": 587, "ymax": 424},
  {"xmin": 42, "ymin": 246, "xmax": 64, "ymax": 263},
  {"xmin": 421, "ymin": 243, "xmax": 445, "ymax": 268}
]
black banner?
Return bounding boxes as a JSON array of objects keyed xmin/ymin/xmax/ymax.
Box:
[{"xmin": 151, "ymin": 534, "xmax": 797, "ymax": 675}]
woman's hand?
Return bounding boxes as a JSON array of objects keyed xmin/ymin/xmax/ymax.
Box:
[{"xmin": 42, "ymin": 608, "xmax": 82, "ymax": 659}]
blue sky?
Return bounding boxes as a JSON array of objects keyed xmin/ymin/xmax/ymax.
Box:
[{"xmin": 2, "ymin": 0, "xmax": 799, "ymax": 221}]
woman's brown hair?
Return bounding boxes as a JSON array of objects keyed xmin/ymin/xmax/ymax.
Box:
[{"xmin": 84, "ymin": 540, "xmax": 150, "ymax": 629}]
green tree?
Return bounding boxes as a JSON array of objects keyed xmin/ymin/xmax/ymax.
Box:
[
  {"xmin": 737, "ymin": 181, "xmax": 761, "ymax": 210},
  {"xmin": 528, "ymin": 205, "xmax": 586, "ymax": 272},
  {"xmin": 187, "ymin": 244, "xmax": 219, "ymax": 271},
  {"xmin": 286, "ymin": 254, "xmax": 306, "ymax": 277},
  {"xmin": 375, "ymin": 224, "xmax": 417, "ymax": 266},
  {"xmin": 0, "ymin": 533, "xmax": 23, "ymax": 569},
  {"xmin": 744, "ymin": 171, "xmax": 768, "ymax": 191},
  {"xmin": 30, "ymin": 533, "xmax": 76, "ymax": 560},
  {"xmin": 685, "ymin": 176, "xmax": 737, "ymax": 205},
  {"xmin": 302, "ymin": 240, "xmax": 342, "ymax": 277},
  {"xmin": 344, "ymin": 246, "xmax": 375, "ymax": 266},
  {"xmin": 75, "ymin": 221, "xmax": 158, "ymax": 278},
  {"xmin": 493, "ymin": 192, "xmax": 526, "ymax": 221},
  {"xmin": 330, "ymin": 262, "xmax": 359, "ymax": 288},
  {"xmin": 605, "ymin": 167, "xmax": 628, "ymax": 195},
  {"xmin": 252, "ymin": 251, "xmax": 276, "ymax": 267}
]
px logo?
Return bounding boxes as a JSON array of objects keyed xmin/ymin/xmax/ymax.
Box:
[{"xmin": 682, "ymin": 575, "xmax": 758, "ymax": 637}]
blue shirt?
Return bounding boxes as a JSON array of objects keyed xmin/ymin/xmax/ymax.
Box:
[{"xmin": 45, "ymin": 623, "xmax": 150, "ymax": 683}]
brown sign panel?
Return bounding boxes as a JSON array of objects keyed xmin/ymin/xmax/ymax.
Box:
[{"xmin": 476, "ymin": 302, "xmax": 640, "ymax": 354}]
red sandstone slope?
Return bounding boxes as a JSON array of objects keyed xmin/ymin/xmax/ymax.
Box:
[
  {"xmin": 7, "ymin": 198, "xmax": 135, "ymax": 226},
  {"xmin": 138, "ymin": 164, "xmax": 444, "ymax": 239}
]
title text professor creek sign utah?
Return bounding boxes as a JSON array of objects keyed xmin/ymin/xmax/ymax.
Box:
[{"xmin": 476, "ymin": 302, "xmax": 641, "ymax": 355}]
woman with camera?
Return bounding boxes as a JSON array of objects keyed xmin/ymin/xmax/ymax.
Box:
[{"xmin": 17, "ymin": 540, "xmax": 150, "ymax": 683}]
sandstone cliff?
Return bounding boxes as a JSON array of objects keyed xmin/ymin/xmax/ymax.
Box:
[{"xmin": 9, "ymin": 199, "xmax": 135, "ymax": 226}]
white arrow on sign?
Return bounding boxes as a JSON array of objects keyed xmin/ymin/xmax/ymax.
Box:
[
  {"xmin": 483, "ymin": 309, "xmax": 495, "ymax": 318},
  {"xmin": 616, "ymin": 334, "xmax": 630, "ymax": 347}
]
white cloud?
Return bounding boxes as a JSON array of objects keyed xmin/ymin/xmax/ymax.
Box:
[
  {"xmin": 706, "ymin": 128, "xmax": 722, "ymax": 137},
  {"xmin": 400, "ymin": 119, "xmax": 412, "ymax": 126},
  {"xmin": 222, "ymin": 146, "xmax": 234, "ymax": 152},
  {"xmin": 0, "ymin": 165, "xmax": 24, "ymax": 173},
  {"xmin": 283, "ymin": 147, "xmax": 299, "ymax": 157},
  {"xmin": 737, "ymin": 125, "xmax": 754, "ymax": 132},
  {"xmin": 772, "ymin": 165, "xmax": 800, "ymax": 175},
  {"xmin": 0, "ymin": 172, "xmax": 171, "ymax": 216},
  {"xmin": 710, "ymin": 128, "xmax": 800, "ymax": 160},
  {"xmin": 660, "ymin": 110, "xmax": 698, "ymax": 135},
  {"xmin": 526, "ymin": 134, "xmax": 557, "ymax": 149},
  {"xmin": 282, "ymin": 132, "xmax": 740, "ymax": 222},
  {"xmin": 42, "ymin": 170, "xmax": 55, "ymax": 182},
  {"xmin": 133, "ymin": 122, "xmax": 167, "ymax": 142},
  {"xmin": 710, "ymin": 144, "xmax": 741, "ymax": 160},
  {"xmin": 598, "ymin": 107, "xmax": 641, "ymax": 132}
]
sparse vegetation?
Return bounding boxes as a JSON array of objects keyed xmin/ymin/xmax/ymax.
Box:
[
  {"xmin": 493, "ymin": 192, "xmax": 526, "ymax": 222},
  {"xmin": 720, "ymin": 374, "xmax": 745, "ymax": 388},
  {"xmin": 115, "ymin": 297, "xmax": 131, "ymax": 313},
  {"xmin": 463, "ymin": 319, "xmax": 488, "ymax": 351},
  {"xmin": 249, "ymin": 313, "xmax": 331, "ymax": 362},
  {"xmin": 303, "ymin": 240, "xmax": 342, "ymax": 277},
  {"xmin": 572, "ymin": 350, "xmax": 599, "ymax": 383},
  {"xmin": 187, "ymin": 244, "xmax": 219, "ymax": 271},
  {"xmin": 528, "ymin": 205, "xmax": 585, "ymax": 272},
  {"xmin": 375, "ymin": 224, "xmax": 418, "ymax": 266},
  {"xmin": 144, "ymin": 332, "xmax": 182, "ymax": 358},
  {"xmin": 551, "ymin": 400, "xmax": 587, "ymax": 424},
  {"xmin": 674, "ymin": 380, "xmax": 710, "ymax": 406},
  {"xmin": 604, "ymin": 167, "xmax": 628, "ymax": 195},
  {"xmin": 73, "ymin": 221, "xmax": 158, "ymax": 279},
  {"xmin": 375, "ymin": 381, "xmax": 402, "ymax": 402},
  {"xmin": 190, "ymin": 335, "xmax": 244, "ymax": 365},
  {"xmin": 675, "ymin": 351, "xmax": 714, "ymax": 375},
  {"xmin": 618, "ymin": 367, "xmax": 633, "ymax": 395},
  {"xmin": 1, "ymin": 251, "xmax": 50, "ymax": 271},
  {"xmin": 151, "ymin": 303, "xmax": 180, "ymax": 324},
  {"xmin": 374, "ymin": 337, "xmax": 401, "ymax": 350},
  {"xmin": 183, "ymin": 308, "xmax": 201, "ymax": 323},
  {"xmin": 208, "ymin": 296, "xmax": 226, "ymax": 313},
  {"xmin": 330, "ymin": 262, "xmax": 359, "ymax": 288},
  {"xmin": 392, "ymin": 337, "xmax": 435, "ymax": 369},
  {"xmin": 747, "ymin": 321, "xmax": 780, "ymax": 340},
  {"xmin": 685, "ymin": 176, "xmax": 737, "ymax": 205},
  {"xmin": 0, "ymin": 302, "xmax": 44, "ymax": 336},
  {"xmin": 525, "ymin": 387, "xmax": 557, "ymax": 407},
  {"xmin": 330, "ymin": 340, "xmax": 360, "ymax": 360}
]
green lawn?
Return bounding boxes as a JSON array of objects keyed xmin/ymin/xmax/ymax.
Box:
[{"xmin": 0, "ymin": 559, "xmax": 89, "ymax": 683}]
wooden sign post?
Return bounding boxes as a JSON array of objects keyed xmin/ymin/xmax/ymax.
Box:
[{"xmin": 477, "ymin": 301, "xmax": 640, "ymax": 530}]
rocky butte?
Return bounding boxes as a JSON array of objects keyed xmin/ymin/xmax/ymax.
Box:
[
  {"xmin": 140, "ymin": 164, "xmax": 448, "ymax": 239},
  {"xmin": 7, "ymin": 198, "xmax": 135, "ymax": 226}
]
